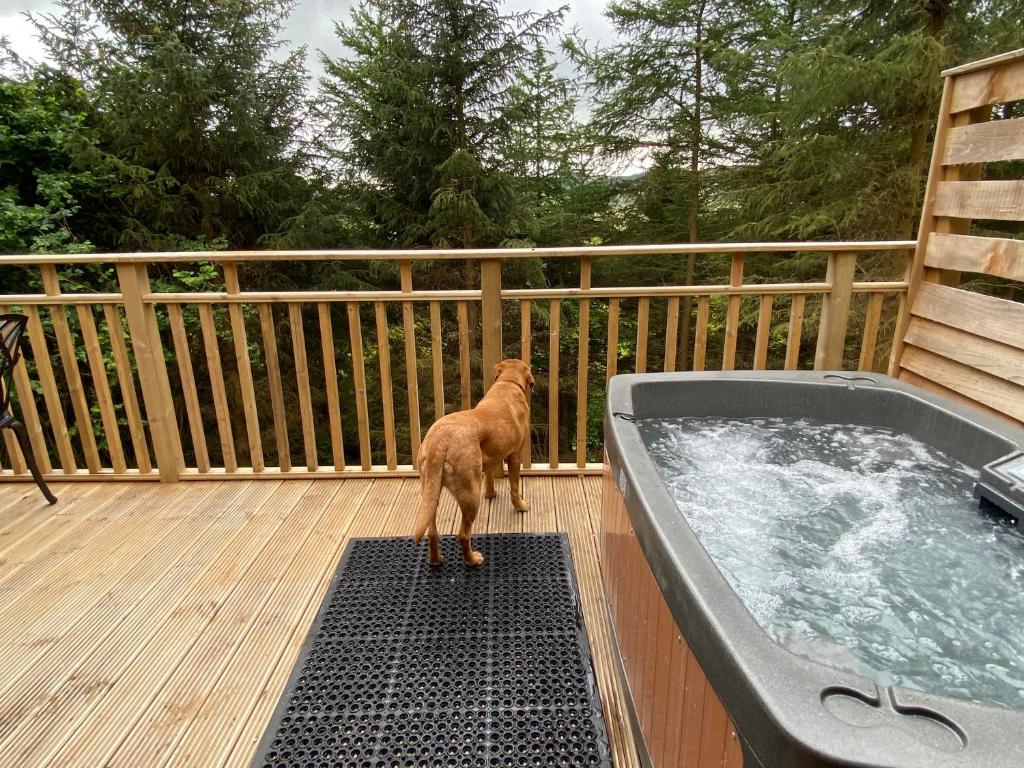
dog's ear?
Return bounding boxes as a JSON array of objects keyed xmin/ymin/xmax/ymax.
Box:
[{"xmin": 493, "ymin": 360, "xmax": 507, "ymax": 383}]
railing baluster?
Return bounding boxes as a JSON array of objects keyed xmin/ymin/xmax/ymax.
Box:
[
  {"xmin": 693, "ymin": 296, "xmax": 710, "ymax": 371},
  {"xmin": 722, "ymin": 255, "xmax": 744, "ymax": 371},
  {"xmin": 548, "ymin": 299, "xmax": 561, "ymax": 469},
  {"xmin": 258, "ymin": 304, "xmax": 290, "ymax": 471},
  {"xmin": 577, "ymin": 258, "xmax": 591, "ymax": 469},
  {"xmin": 1, "ymin": 429, "xmax": 24, "ymax": 475},
  {"xmin": 375, "ymin": 302, "xmax": 398, "ymax": 470},
  {"xmin": 858, "ymin": 293, "xmax": 885, "ymax": 372},
  {"xmin": 167, "ymin": 303, "xmax": 210, "ymax": 473},
  {"xmin": 430, "ymin": 301, "xmax": 444, "ymax": 421},
  {"xmin": 664, "ymin": 296, "xmax": 680, "ymax": 372},
  {"xmin": 199, "ymin": 303, "xmax": 237, "ymax": 472},
  {"xmin": 41, "ymin": 265, "xmax": 100, "ymax": 472},
  {"xmin": 606, "ymin": 298, "xmax": 620, "ymax": 382},
  {"xmin": 520, "ymin": 299, "xmax": 532, "ymax": 469},
  {"xmin": 400, "ymin": 261, "xmax": 421, "ymax": 466},
  {"xmin": 318, "ymin": 303, "xmax": 345, "ymax": 471},
  {"xmin": 103, "ymin": 304, "xmax": 151, "ymax": 473},
  {"xmin": 24, "ymin": 305, "xmax": 75, "ymax": 472},
  {"xmin": 287, "ymin": 303, "xmax": 317, "ymax": 471},
  {"xmin": 222, "ymin": 263, "xmax": 263, "ymax": 472},
  {"xmin": 753, "ymin": 295, "xmax": 774, "ymax": 371},
  {"xmin": 785, "ymin": 294, "xmax": 806, "ymax": 370},
  {"xmin": 347, "ymin": 302, "xmax": 372, "ymax": 471},
  {"xmin": 0, "ymin": 303, "xmax": 50, "ymax": 475},
  {"xmin": 457, "ymin": 301, "xmax": 472, "ymax": 409},
  {"xmin": 75, "ymin": 304, "xmax": 127, "ymax": 473},
  {"xmin": 635, "ymin": 297, "xmax": 649, "ymax": 374}
]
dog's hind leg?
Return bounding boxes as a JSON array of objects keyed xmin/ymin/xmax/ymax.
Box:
[
  {"xmin": 483, "ymin": 463, "xmax": 498, "ymax": 499},
  {"xmin": 455, "ymin": 480, "xmax": 485, "ymax": 567},
  {"xmin": 426, "ymin": 518, "xmax": 444, "ymax": 566}
]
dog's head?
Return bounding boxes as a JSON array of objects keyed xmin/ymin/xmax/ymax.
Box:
[{"xmin": 493, "ymin": 358, "xmax": 535, "ymax": 395}]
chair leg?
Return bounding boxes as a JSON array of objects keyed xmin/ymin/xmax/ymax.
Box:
[{"xmin": 9, "ymin": 420, "xmax": 57, "ymax": 505}]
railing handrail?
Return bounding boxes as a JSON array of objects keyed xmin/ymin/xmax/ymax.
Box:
[{"xmin": 0, "ymin": 240, "xmax": 917, "ymax": 266}]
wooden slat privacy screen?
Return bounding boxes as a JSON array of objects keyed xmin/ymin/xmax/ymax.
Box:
[
  {"xmin": 0, "ymin": 241, "xmax": 913, "ymax": 481},
  {"xmin": 890, "ymin": 48, "xmax": 1024, "ymax": 427}
]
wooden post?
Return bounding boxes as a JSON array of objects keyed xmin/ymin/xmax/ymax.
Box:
[
  {"xmin": 480, "ymin": 258, "xmax": 503, "ymax": 388},
  {"xmin": 116, "ymin": 262, "xmax": 184, "ymax": 480},
  {"xmin": 814, "ymin": 252, "xmax": 857, "ymax": 370}
]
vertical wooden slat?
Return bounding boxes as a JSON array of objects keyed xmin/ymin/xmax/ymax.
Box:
[
  {"xmin": 0, "ymin": 431, "xmax": 24, "ymax": 475},
  {"xmin": 576, "ymin": 259, "xmax": 592, "ymax": 469},
  {"xmin": 480, "ymin": 258, "xmax": 503, "ymax": 387},
  {"xmin": 520, "ymin": 300, "xmax": 532, "ymax": 469},
  {"xmin": 785, "ymin": 294, "xmax": 806, "ymax": 371},
  {"xmin": 635, "ymin": 297, "xmax": 650, "ymax": 373},
  {"xmin": 815, "ymin": 252, "xmax": 858, "ymax": 370},
  {"xmin": 222, "ymin": 263, "xmax": 263, "ymax": 472},
  {"xmin": 41, "ymin": 265, "xmax": 101, "ymax": 472},
  {"xmin": 399, "ymin": 261, "xmax": 421, "ymax": 465},
  {"xmin": 318, "ymin": 303, "xmax": 345, "ymax": 470},
  {"xmin": 693, "ymin": 296, "xmax": 710, "ymax": 372},
  {"xmin": 116, "ymin": 262, "xmax": 184, "ymax": 480},
  {"xmin": 753, "ymin": 295, "xmax": 773, "ymax": 370},
  {"xmin": 75, "ymin": 304, "xmax": 127, "ymax": 473},
  {"xmin": 722, "ymin": 255, "xmax": 744, "ymax": 371},
  {"xmin": 664, "ymin": 296, "xmax": 680, "ymax": 372},
  {"xmin": 198, "ymin": 304, "xmax": 237, "ymax": 473},
  {"xmin": 258, "ymin": 304, "xmax": 291, "ymax": 472},
  {"xmin": 103, "ymin": 304, "xmax": 151, "ymax": 473},
  {"xmin": 548, "ymin": 299, "xmax": 560, "ymax": 469},
  {"xmin": 457, "ymin": 301, "xmax": 472, "ymax": 409},
  {"xmin": 374, "ymin": 302, "xmax": 398, "ymax": 470},
  {"xmin": 347, "ymin": 302, "xmax": 372, "ymax": 471},
  {"xmin": 606, "ymin": 298, "xmax": 620, "ymax": 382},
  {"xmin": 166, "ymin": 304, "xmax": 210, "ymax": 473},
  {"xmin": 858, "ymin": 293, "xmax": 885, "ymax": 372},
  {"xmin": 23, "ymin": 305, "xmax": 75, "ymax": 472},
  {"xmin": 288, "ymin": 303, "xmax": 317, "ymax": 471},
  {"xmin": 0, "ymin": 303, "xmax": 51, "ymax": 475},
  {"xmin": 430, "ymin": 301, "xmax": 444, "ymax": 421}
]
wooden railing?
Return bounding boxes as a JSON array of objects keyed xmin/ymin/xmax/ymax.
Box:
[{"xmin": 0, "ymin": 242, "xmax": 914, "ymax": 481}]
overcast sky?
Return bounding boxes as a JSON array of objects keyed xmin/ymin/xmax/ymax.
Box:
[{"xmin": 1, "ymin": 0, "xmax": 617, "ymax": 78}]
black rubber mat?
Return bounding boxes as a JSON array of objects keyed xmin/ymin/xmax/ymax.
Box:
[{"xmin": 251, "ymin": 533, "xmax": 612, "ymax": 768}]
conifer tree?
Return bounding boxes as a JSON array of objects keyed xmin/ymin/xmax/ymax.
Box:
[
  {"xmin": 317, "ymin": 0, "xmax": 563, "ymax": 250},
  {"xmin": 29, "ymin": 0, "xmax": 311, "ymax": 250}
]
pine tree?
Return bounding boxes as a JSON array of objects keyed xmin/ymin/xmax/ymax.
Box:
[
  {"xmin": 317, "ymin": 0, "xmax": 563, "ymax": 251},
  {"xmin": 29, "ymin": 0, "xmax": 312, "ymax": 250},
  {"xmin": 728, "ymin": 0, "xmax": 1024, "ymax": 242}
]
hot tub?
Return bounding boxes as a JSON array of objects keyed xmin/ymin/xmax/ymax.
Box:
[{"xmin": 602, "ymin": 371, "xmax": 1024, "ymax": 768}]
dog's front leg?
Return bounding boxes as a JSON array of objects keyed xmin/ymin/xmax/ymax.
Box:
[
  {"xmin": 506, "ymin": 456, "xmax": 530, "ymax": 512},
  {"xmin": 483, "ymin": 463, "xmax": 497, "ymax": 499}
]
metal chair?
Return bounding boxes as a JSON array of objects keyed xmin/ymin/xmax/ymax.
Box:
[{"xmin": 1, "ymin": 314, "xmax": 57, "ymax": 504}]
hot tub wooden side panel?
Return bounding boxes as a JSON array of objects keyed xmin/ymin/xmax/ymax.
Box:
[{"xmin": 602, "ymin": 466, "xmax": 744, "ymax": 768}]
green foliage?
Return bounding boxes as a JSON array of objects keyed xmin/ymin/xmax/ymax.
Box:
[{"xmin": 30, "ymin": 0, "xmax": 313, "ymax": 250}]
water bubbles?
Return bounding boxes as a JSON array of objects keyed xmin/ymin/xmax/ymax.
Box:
[{"xmin": 639, "ymin": 416, "xmax": 1024, "ymax": 710}]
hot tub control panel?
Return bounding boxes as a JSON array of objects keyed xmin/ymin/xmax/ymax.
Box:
[{"xmin": 975, "ymin": 452, "xmax": 1024, "ymax": 521}]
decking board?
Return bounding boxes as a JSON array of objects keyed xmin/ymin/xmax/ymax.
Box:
[{"xmin": 0, "ymin": 475, "xmax": 640, "ymax": 768}]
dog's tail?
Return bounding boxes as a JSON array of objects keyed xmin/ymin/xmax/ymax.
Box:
[{"xmin": 413, "ymin": 440, "xmax": 446, "ymax": 544}]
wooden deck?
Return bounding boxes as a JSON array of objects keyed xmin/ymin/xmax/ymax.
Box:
[{"xmin": 0, "ymin": 476, "xmax": 640, "ymax": 768}]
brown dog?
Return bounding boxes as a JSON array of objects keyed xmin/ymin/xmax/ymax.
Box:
[{"xmin": 413, "ymin": 358, "xmax": 534, "ymax": 566}]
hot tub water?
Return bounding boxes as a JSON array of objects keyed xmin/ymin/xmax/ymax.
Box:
[{"xmin": 639, "ymin": 416, "xmax": 1024, "ymax": 709}]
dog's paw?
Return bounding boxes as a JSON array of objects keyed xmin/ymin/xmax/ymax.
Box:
[
  {"xmin": 513, "ymin": 499, "xmax": 531, "ymax": 513},
  {"xmin": 427, "ymin": 553, "xmax": 445, "ymax": 567},
  {"xmin": 464, "ymin": 550, "xmax": 485, "ymax": 567},
  {"xmin": 484, "ymin": 487, "xmax": 497, "ymax": 499}
]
